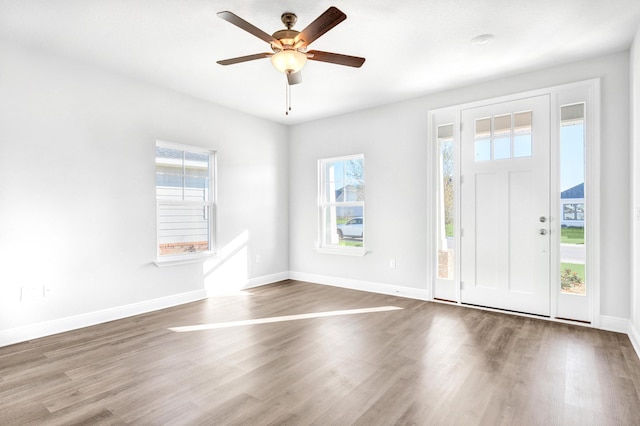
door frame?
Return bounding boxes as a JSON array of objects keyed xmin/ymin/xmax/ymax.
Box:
[{"xmin": 427, "ymin": 79, "xmax": 601, "ymax": 326}]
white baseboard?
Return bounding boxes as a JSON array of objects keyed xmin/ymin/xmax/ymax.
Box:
[
  {"xmin": 599, "ymin": 315, "xmax": 630, "ymax": 334},
  {"xmin": 0, "ymin": 271, "xmax": 292, "ymax": 348},
  {"xmin": 0, "ymin": 289, "xmax": 207, "ymax": 348},
  {"xmin": 630, "ymin": 322, "xmax": 640, "ymax": 360},
  {"xmin": 289, "ymin": 271, "xmax": 430, "ymax": 301},
  {"xmin": 246, "ymin": 271, "xmax": 290, "ymax": 289}
]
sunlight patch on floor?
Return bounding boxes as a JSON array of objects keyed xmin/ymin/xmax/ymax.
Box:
[{"xmin": 168, "ymin": 306, "xmax": 403, "ymax": 332}]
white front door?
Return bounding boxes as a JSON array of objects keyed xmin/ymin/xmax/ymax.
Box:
[{"xmin": 460, "ymin": 95, "xmax": 550, "ymax": 316}]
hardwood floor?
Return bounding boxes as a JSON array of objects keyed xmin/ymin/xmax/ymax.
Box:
[{"xmin": 1, "ymin": 280, "xmax": 639, "ymax": 425}]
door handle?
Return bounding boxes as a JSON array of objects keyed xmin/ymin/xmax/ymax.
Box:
[{"xmin": 539, "ymin": 229, "xmax": 547, "ymax": 235}]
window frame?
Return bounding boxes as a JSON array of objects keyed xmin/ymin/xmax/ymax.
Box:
[
  {"xmin": 317, "ymin": 154, "xmax": 366, "ymax": 256},
  {"xmin": 154, "ymin": 140, "xmax": 217, "ymax": 266}
]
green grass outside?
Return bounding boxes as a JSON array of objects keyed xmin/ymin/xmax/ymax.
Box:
[
  {"xmin": 445, "ymin": 223, "xmax": 454, "ymax": 238},
  {"xmin": 339, "ymin": 239, "xmax": 363, "ymax": 247},
  {"xmin": 561, "ymin": 227, "xmax": 584, "ymax": 244}
]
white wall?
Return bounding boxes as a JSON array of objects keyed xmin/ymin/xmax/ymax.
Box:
[
  {"xmin": 0, "ymin": 39, "xmax": 633, "ymax": 345},
  {"xmin": 0, "ymin": 41, "xmax": 289, "ymax": 337},
  {"xmin": 289, "ymin": 51, "xmax": 631, "ymax": 319},
  {"xmin": 631, "ymin": 26, "xmax": 640, "ymax": 348}
]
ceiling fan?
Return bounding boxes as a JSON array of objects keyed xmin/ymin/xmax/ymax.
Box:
[{"xmin": 216, "ymin": 6, "xmax": 366, "ymax": 87}]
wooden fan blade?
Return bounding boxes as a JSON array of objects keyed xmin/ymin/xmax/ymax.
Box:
[
  {"xmin": 294, "ymin": 7, "xmax": 346, "ymax": 46},
  {"xmin": 307, "ymin": 50, "xmax": 366, "ymax": 68},
  {"xmin": 217, "ymin": 53, "xmax": 272, "ymax": 66},
  {"xmin": 217, "ymin": 11, "xmax": 282, "ymax": 48},
  {"xmin": 287, "ymin": 71, "xmax": 302, "ymax": 85}
]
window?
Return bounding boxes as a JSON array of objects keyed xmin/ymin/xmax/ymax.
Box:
[
  {"xmin": 318, "ymin": 155, "xmax": 365, "ymax": 252},
  {"xmin": 474, "ymin": 111, "xmax": 532, "ymax": 161},
  {"xmin": 437, "ymin": 124, "xmax": 455, "ymax": 280},
  {"xmin": 155, "ymin": 141, "xmax": 215, "ymax": 261},
  {"xmin": 559, "ymin": 103, "xmax": 586, "ymax": 295}
]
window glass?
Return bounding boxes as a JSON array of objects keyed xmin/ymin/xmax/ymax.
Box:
[
  {"xmin": 474, "ymin": 111, "xmax": 533, "ymax": 161},
  {"xmin": 319, "ymin": 156, "xmax": 365, "ymax": 249},
  {"xmin": 513, "ymin": 111, "xmax": 532, "ymax": 158},
  {"xmin": 560, "ymin": 104, "xmax": 586, "ymax": 295},
  {"xmin": 437, "ymin": 124, "xmax": 455, "ymax": 280},
  {"xmin": 475, "ymin": 118, "xmax": 491, "ymax": 161},
  {"xmin": 156, "ymin": 143, "xmax": 215, "ymax": 258}
]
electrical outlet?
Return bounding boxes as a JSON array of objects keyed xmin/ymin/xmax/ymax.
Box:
[
  {"xmin": 255, "ymin": 254, "xmax": 262, "ymax": 264},
  {"xmin": 389, "ymin": 259, "xmax": 396, "ymax": 269}
]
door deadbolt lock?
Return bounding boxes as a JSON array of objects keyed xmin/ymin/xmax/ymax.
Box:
[
  {"xmin": 539, "ymin": 216, "xmax": 547, "ymax": 223},
  {"xmin": 539, "ymin": 229, "xmax": 547, "ymax": 235}
]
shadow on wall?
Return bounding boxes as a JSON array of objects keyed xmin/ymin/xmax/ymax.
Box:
[{"xmin": 202, "ymin": 230, "xmax": 250, "ymax": 296}]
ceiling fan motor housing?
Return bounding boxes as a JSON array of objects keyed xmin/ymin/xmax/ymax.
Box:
[{"xmin": 271, "ymin": 28, "xmax": 300, "ymax": 52}]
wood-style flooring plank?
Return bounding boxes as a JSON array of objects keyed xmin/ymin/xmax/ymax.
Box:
[{"xmin": 1, "ymin": 279, "xmax": 639, "ymax": 425}]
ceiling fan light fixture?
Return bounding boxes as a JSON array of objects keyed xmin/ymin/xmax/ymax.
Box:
[{"xmin": 270, "ymin": 50, "xmax": 307, "ymax": 73}]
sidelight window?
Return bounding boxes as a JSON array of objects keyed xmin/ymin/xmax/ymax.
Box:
[
  {"xmin": 559, "ymin": 103, "xmax": 586, "ymax": 295},
  {"xmin": 437, "ymin": 124, "xmax": 455, "ymax": 280}
]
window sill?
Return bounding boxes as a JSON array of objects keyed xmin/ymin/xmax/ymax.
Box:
[
  {"xmin": 315, "ymin": 247, "xmax": 368, "ymax": 256},
  {"xmin": 154, "ymin": 252, "xmax": 217, "ymax": 267}
]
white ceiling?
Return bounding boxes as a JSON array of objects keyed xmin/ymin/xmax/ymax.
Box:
[{"xmin": 2, "ymin": 0, "xmax": 640, "ymax": 125}]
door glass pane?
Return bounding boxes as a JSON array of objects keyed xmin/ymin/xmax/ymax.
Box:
[
  {"xmin": 437, "ymin": 124, "xmax": 455, "ymax": 280},
  {"xmin": 493, "ymin": 115, "xmax": 511, "ymax": 160},
  {"xmin": 475, "ymin": 140, "xmax": 491, "ymax": 161},
  {"xmin": 560, "ymin": 104, "xmax": 586, "ymax": 295},
  {"xmin": 475, "ymin": 118, "xmax": 491, "ymax": 161},
  {"xmin": 494, "ymin": 137, "xmax": 510, "ymax": 160},
  {"xmin": 514, "ymin": 111, "xmax": 532, "ymax": 158},
  {"xmin": 514, "ymin": 135, "xmax": 532, "ymax": 157}
]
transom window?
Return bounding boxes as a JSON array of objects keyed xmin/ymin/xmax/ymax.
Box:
[
  {"xmin": 318, "ymin": 155, "xmax": 365, "ymax": 252},
  {"xmin": 155, "ymin": 141, "xmax": 216, "ymax": 260},
  {"xmin": 474, "ymin": 111, "xmax": 532, "ymax": 161}
]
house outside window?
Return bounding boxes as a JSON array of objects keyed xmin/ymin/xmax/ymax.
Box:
[
  {"xmin": 318, "ymin": 155, "xmax": 365, "ymax": 253},
  {"xmin": 155, "ymin": 141, "xmax": 216, "ymax": 261},
  {"xmin": 560, "ymin": 182, "xmax": 584, "ymax": 227},
  {"xmin": 563, "ymin": 203, "xmax": 584, "ymax": 221}
]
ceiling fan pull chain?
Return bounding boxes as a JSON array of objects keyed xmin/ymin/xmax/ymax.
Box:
[
  {"xmin": 285, "ymin": 80, "xmax": 293, "ymax": 115},
  {"xmin": 284, "ymin": 82, "xmax": 289, "ymax": 115}
]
